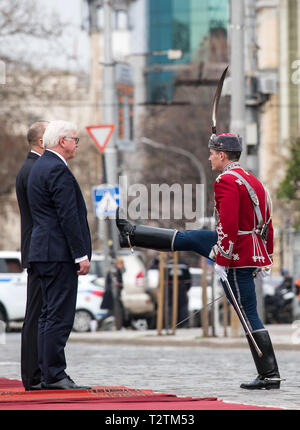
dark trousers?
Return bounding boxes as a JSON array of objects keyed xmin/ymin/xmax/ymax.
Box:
[
  {"xmin": 21, "ymin": 266, "xmax": 42, "ymax": 389},
  {"xmin": 32, "ymin": 262, "xmax": 78, "ymax": 384},
  {"xmin": 174, "ymin": 230, "xmax": 264, "ymax": 331},
  {"xmin": 222, "ymin": 268, "xmax": 264, "ymax": 331}
]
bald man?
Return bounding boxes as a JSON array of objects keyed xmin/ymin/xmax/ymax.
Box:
[{"xmin": 16, "ymin": 120, "xmax": 48, "ymax": 391}]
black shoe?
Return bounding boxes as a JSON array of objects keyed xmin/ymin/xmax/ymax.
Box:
[
  {"xmin": 240, "ymin": 375, "xmax": 280, "ymax": 390},
  {"xmin": 43, "ymin": 376, "xmax": 90, "ymax": 390},
  {"xmin": 25, "ymin": 382, "xmax": 44, "ymax": 391}
]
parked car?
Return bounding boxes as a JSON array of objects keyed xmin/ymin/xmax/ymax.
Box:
[
  {"xmin": 73, "ymin": 276, "xmax": 106, "ymax": 332},
  {"xmin": 147, "ymin": 265, "xmax": 215, "ymax": 328},
  {"xmin": 91, "ymin": 251, "xmax": 155, "ymax": 329},
  {"xmin": 0, "ymin": 251, "xmax": 106, "ymax": 332},
  {"xmin": 0, "ymin": 251, "xmax": 27, "ymax": 327},
  {"xmin": 187, "ymin": 267, "xmax": 214, "ymax": 327}
]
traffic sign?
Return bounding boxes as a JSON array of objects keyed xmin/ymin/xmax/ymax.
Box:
[
  {"xmin": 86, "ymin": 124, "xmax": 115, "ymax": 153},
  {"xmin": 92, "ymin": 184, "xmax": 120, "ymax": 218}
]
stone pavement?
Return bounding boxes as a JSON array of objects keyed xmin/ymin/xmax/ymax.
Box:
[
  {"xmin": 67, "ymin": 324, "xmax": 300, "ymax": 411},
  {"xmin": 69, "ymin": 323, "xmax": 300, "ymax": 351},
  {"xmin": 1, "ymin": 326, "xmax": 299, "ymax": 410}
]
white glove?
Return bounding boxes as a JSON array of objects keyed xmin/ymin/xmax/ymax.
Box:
[
  {"xmin": 215, "ymin": 264, "xmax": 228, "ymax": 281},
  {"xmin": 255, "ymin": 268, "xmax": 271, "ymax": 280}
]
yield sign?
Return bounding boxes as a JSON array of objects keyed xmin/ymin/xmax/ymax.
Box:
[{"xmin": 86, "ymin": 124, "xmax": 115, "ymax": 153}]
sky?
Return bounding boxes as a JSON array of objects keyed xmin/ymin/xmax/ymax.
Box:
[
  {"xmin": 38, "ymin": 0, "xmax": 90, "ymax": 71},
  {"xmin": 33, "ymin": 0, "xmax": 147, "ymax": 70},
  {"xmin": 0, "ymin": 0, "xmax": 90, "ymax": 72}
]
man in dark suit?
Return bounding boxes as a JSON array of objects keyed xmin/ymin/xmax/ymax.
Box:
[
  {"xmin": 27, "ymin": 120, "xmax": 92, "ymax": 390},
  {"xmin": 16, "ymin": 120, "xmax": 48, "ymax": 391}
]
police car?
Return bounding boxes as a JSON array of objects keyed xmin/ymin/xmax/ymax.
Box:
[
  {"xmin": 0, "ymin": 251, "xmax": 27, "ymax": 326},
  {"xmin": 0, "ymin": 251, "xmax": 106, "ymax": 332}
]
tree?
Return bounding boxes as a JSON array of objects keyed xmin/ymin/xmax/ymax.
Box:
[
  {"xmin": 0, "ymin": 1, "xmax": 67, "ymax": 197},
  {"xmin": 0, "ymin": 0, "xmax": 93, "ymax": 249},
  {"xmin": 139, "ymin": 86, "xmax": 230, "ymax": 226}
]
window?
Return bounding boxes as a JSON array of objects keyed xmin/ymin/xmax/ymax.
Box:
[
  {"xmin": 0, "ymin": 258, "xmax": 22, "ymax": 274},
  {"xmin": 114, "ymin": 10, "xmax": 129, "ymax": 30},
  {"xmin": 90, "ymin": 260, "xmax": 104, "ymax": 278},
  {"xmin": 191, "ymin": 274, "xmax": 202, "ymax": 287}
]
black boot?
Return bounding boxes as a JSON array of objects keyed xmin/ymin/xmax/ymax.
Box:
[
  {"xmin": 240, "ymin": 329, "xmax": 281, "ymax": 390},
  {"xmin": 116, "ymin": 207, "xmax": 178, "ymax": 251}
]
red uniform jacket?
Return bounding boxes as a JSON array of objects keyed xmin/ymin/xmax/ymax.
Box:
[{"xmin": 213, "ymin": 162, "xmax": 273, "ymax": 268}]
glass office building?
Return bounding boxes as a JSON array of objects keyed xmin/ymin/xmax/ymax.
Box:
[{"xmin": 147, "ymin": 0, "xmax": 229, "ymax": 102}]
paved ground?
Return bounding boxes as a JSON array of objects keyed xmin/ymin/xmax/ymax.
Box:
[{"xmin": 0, "ymin": 324, "xmax": 299, "ymax": 410}]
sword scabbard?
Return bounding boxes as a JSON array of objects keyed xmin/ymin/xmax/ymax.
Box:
[{"xmin": 223, "ymin": 278, "xmax": 263, "ymax": 357}]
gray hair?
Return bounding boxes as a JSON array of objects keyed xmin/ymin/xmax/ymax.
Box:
[
  {"xmin": 27, "ymin": 121, "xmax": 49, "ymax": 146},
  {"xmin": 42, "ymin": 120, "xmax": 77, "ymax": 149}
]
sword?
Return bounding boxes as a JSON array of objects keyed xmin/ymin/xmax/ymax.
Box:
[
  {"xmin": 211, "ymin": 65, "xmax": 229, "ymax": 135},
  {"xmin": 222, "ymin": 278, "xmax": 263, "ymax": 357}
]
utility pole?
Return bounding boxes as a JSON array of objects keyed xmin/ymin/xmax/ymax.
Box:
[
  {"xmin": 102, "ymin": 0, "xmax": 119, "ymax": 256},
  {"xmin": 245, "ymin": 0, "xmax": 265, "ymax": 323},
  {"xmin": 229, "ymin": 0, "xmax": 265, "ymax": 326},
  {"xmin": 230, "ymin": 0, "xmax": 246, "ymax": 167},
  {"xmin": 244, "ymin": 0, "xmax": 259, "ymax": 176},
  {"xmin": 229, "ymin": 0, "xmax": 247, "ymax": 336},
  {"xmin": 102, "ymin": 0, "xmax": 118, "ymax": 187},
  {"xmin": 86, "ymin": 0, "xmax": 119, "ymax": 267}
]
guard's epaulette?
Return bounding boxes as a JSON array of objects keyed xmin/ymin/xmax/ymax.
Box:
[
  {"xmin": 215, "ymin": 173, "xmax": 226, "ymax": 183},
  {"xmin": 215, "ymin": 172, "xmax": 234, "ymax": 183}
]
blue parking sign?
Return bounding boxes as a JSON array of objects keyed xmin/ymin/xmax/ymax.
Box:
[{"xmin": 92, "ymin": 184, "xmax": 120, "ymax": 217}]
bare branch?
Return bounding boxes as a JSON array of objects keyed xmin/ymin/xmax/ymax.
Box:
[{"xmin": 0, "ymin": 0, "xmax": 64, "ymax": 40}]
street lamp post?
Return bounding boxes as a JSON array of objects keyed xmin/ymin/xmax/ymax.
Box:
[{"xmin": 141, "ymin": 137, "xmax": 207, "ymax": 224}]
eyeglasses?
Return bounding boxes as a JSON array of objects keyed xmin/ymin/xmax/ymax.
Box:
[{"xmin": 64, "ymin": 136, "xmax": 79, "ymax": 144}]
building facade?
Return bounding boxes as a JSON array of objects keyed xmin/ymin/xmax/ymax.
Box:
[
  {"xmin": 146, "ymin": 0, "xmax": 229, "ymax": 102},
  {"xmin": 257, "ymin": 0, "xmax": 300, "ymax": 279}
]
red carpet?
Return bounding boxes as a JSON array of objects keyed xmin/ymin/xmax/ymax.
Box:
[{"xmin": 0, "ymin": 378, "xmax": 283, "ymax": 410}]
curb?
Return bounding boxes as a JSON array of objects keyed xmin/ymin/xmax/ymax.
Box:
[{"xmin": 69, "ymin": 331, "xmax": 300, "ymax": 351}]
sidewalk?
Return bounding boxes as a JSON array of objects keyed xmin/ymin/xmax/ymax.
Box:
[{"xmin": 69, "ymin": 323, "xmax": 300, "ymax": 351}]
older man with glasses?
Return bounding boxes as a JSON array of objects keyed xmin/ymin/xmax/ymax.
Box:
[{"xmin": 27, "ymin": 120, "xmax": 91, "ymax": 390}]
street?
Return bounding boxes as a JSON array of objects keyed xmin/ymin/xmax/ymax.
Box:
[{"xmin": 0, "ymin": 332, "xmax": 299, "ymax": 410}]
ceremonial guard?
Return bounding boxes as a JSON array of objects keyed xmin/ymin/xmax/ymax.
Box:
[{"xmin": 116, "ymin": 68, "xmax": 282, "ymax": 391}]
